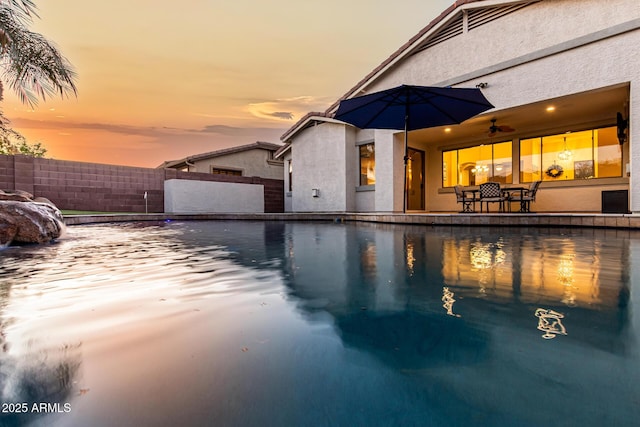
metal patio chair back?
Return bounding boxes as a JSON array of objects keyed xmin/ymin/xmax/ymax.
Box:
[{"xmin": 479, "ymin": 182, "xmax": 506, "ymax": 212}]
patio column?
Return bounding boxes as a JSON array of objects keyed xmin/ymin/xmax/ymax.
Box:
[
  {"xmin": 630, "ymin": 85, "xmax": 639, "ymax": 214},
  {"xmin": 374, "ymin": 129, "xmax": 404, "ymax": 212}
]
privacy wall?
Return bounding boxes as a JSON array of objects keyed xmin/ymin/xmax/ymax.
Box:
[{"xmin": 0, "ymin": 154, "xmax": 283, "ymax": 213}]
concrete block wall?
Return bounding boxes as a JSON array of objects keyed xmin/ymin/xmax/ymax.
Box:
[
  {"xmin": 32, "ymin": 157, "xmax": 166, "ymax": 212},
  {"xmin": 0, "ymin": 154, "xmax": 284, "ymax": 213},
  {"xmin": 0, "ymin": 155, "xmax": 15, "ymax": 190}
]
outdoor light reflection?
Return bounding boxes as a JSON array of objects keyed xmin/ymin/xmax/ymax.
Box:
[
  {"xmin": 535, "ymin": 308, "xmax": 568, "ymax": 339},
  {"xmin": 470, "ymin": 242, "xmax": 506, "ymax": 270},
  {"xmin": 441, "ymin": 234, "xmax": 623, "ymax": 310},
  {"xmin": 442, "ymin": 287, "xmax": 461, "ymax": 318},
  {"xmin": 406, "ymin": 241, "xmax": 415, "ymax": 276},
  {"xmin": 558, "ymin": 255, "xmax": 578, "ymax": 307}
]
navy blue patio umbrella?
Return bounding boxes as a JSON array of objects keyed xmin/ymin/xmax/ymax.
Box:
[{"xmin": 334, "ymin": 85, "xmax": 494, "ymax": 212}]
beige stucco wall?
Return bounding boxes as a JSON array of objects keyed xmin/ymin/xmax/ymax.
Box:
[
  {"xmin": 369, "ymin": 0, "xmax": 639, "ymax": 91},
  {"xmin": 190, "ymin": 148, "xmax": 283, "ymax": 180},
  {"xmin": 164, "ymin": 179, "xmax": 264, "ymax": 213},
  {"xmin": 290, "ymin": 122, "xmax": 352, "ymax": 212}
]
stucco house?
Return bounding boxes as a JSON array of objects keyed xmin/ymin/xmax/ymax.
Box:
[
  {"xmin": 277, "ymin": 0, "xmax": 639, "ymax": 214},
  {"xmin": 159, "ymin": 141, "xmax": 284, "ymax": 180}
]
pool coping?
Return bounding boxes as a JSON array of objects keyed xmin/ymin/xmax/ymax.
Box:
[{"xmin": 63, "ymin": 212, "xmax": 640, "ymax": 230}]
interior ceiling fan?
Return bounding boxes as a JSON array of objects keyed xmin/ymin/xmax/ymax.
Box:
[{"xmin": 488, "ymin": 118, "xmax": 515, "ymax": 137}]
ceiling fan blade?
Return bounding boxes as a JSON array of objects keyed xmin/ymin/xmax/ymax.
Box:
[
  {"xmin": 499, "ymin": 126, "xmax": 515, "ymax": 132},
  {"xmin": 488, "ymin": 131, "xmax": 497, "ymax": 137}
]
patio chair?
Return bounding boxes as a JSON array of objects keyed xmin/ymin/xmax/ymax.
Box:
[
  {"xmin": 508, "ymin": 180, "xmax": 541, "ymax": 212},
  {"xmin": 454, "ymin": 185, "xmax": 479, "ymax": 212},
  {"xmin": 479, "ymin": 182, "xmax": 507, "ymax": 213}
]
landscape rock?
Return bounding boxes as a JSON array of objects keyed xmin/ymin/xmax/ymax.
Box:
[
  {"xmin": 0, "ymin": 190, "xmax": 65, "ymax": 246},
  {"xmin": 0, "ymin": 212, "xmax": 17, "ymax": 246}
]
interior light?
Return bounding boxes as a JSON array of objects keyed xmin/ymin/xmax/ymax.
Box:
[
  {"xmin": 558, "ymin": 136, "xmax": 572, "ymax": 161},
  {"xmin": 444, "ymin": 128, "xmax": 452, "ymax": 133},
  {"xmin": 546, "ymin": 106, "xmax": 556, "ymax": 112}
]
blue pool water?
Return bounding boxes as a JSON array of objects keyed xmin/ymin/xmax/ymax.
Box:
[{"xmin": 0, "ymin": 221, "xmax": 638, "ymax": 426}]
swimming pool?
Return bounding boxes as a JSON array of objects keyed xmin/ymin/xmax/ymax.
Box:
[{"xmin": 0, "ymin": 221, "xmax": 638, "ymax": 426}]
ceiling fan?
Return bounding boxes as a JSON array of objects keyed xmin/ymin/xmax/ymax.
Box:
[{"xmin": 488, "ymin": 118, "xmax": 515, "ymax": 137}]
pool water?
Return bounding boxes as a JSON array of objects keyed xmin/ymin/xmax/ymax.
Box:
[{"xmin": 0, "ymin": 221, "xmax": 638, "ymax": 426}]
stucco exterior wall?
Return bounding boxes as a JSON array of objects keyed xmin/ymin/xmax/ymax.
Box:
[
  {"xmin": 283, "ymin": 152, "xmax": 293, "ymax": 212},
  {"xmin": 164, "ymin": 179, "xmax": 264, "ymax": 213},
  {"xmin": 190, "ymin": 148, "xmax": 283, "ymax": 179},
  {"xmin": 290, "ymin": 123, "xmax": 350, "ymax": 212},
  {"xmin": 374, "ymin": 130, "xmax": 405, "ymax": 212},
  {"xmin": 369, "ymin": 0, "xmax": 639, "ymax": 91}
]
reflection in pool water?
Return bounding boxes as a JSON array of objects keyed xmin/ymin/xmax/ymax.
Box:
[{"xmin": 0, "ymin": 221, "xmax": 638, "ymax": 426}]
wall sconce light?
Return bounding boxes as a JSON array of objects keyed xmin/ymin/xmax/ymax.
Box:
[
  {"xmin": 312, "ymin": 188, "xmax": 320, "ymax": 198},
  {"xmin": 475, "ymin": 82, "xmax": 489, "ymax": 89}
]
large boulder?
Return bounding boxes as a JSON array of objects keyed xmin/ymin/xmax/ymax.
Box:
[
  {"xmin": 0, "ymin": 212, "xmax": 17, "ymax": 246},
  {"xmin": 0, "ymin": 190, "xmax": 65, "ymax": 246}
]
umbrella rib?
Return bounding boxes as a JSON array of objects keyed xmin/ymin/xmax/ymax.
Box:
[
  {"xmin": 413, "ymin": 89, "xmax": 493, "ymax": 107},
  {"xmin": 411, "ymin": 90, "xmax": 493, "ymax": 126},
  {"xmin": 361, "ymin": 90, "xmax": 407, "ymax": 129}
]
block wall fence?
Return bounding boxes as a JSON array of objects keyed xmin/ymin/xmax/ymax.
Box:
[{"xmin": 0, "ymin": 154, "xmax": 284, "ymax": 213}]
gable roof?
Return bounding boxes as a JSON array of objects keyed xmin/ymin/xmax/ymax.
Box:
[
  {"xmin": 281, "ymin": 0, "xmax": 540, "ymax": 142},
  {"xmin": 158, "ymin": 141, "xmax": 283, "ymax": 169}
]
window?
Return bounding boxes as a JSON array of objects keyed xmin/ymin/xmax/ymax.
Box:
[
  {"xmin": 359, "ymin": 143, "xmax": 375, "ymax": 186},
  {"xmin": 288, "ymin": 160, "xmax": 292, "ymax": 192},
  {"xmin": 442, "ymin": 141, "xmax": 512, "ymax": 187},
  {"xmin": 520, "ymin": 126, "xmax": 621, "ymax": 182},
  {"xmin": 211, "ymin": 167, "xmax": 242, "ymax": 176}
]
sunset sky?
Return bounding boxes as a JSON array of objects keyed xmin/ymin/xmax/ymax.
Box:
[{"xmin": 3, "ymin": 0, "xmax": 452, "ymax": 168}]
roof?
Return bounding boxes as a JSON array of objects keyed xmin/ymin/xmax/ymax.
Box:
[
  {"xmin": 281, "ymin": 0, "xmax": 531, "ymax": 142},
  {"xmin": 279, "ymin": 111, "xmax": 346, "ymax": 143},
  {"xmin": 322, "ymin": 0, "xmax": 484, "ymax": 115},
  {"xmin": 158, "ymin": 141, "xmax": 284, "ymax": 169},
  {"xmin": 274, "ymin": 142, "xmax": 291, "ymax": 159}
]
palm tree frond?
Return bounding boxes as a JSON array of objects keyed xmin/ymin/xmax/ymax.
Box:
[
  {"xmin": 0, "ymin": 1, "xmax": 37, "ymax": 19},
  {"xmin": 0, "ymin": 6, "xmax": 77, "ymax": 106}
]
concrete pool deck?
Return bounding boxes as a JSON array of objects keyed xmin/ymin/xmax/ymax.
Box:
[{"xmin": 63, "ymin": 212, "xmax": 640, "ymax": 230}]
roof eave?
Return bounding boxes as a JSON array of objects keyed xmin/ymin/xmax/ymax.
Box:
[
  {"xmin": 280, "ymin": 113, "xmax": 350, "ymax": 142},
  {"xmin": 274, "ymin": 143, "xmax": 291, "ymax": 159}
]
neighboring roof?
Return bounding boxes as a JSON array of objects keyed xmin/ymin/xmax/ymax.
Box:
[
  {"xmin": 281, "ymin": 0, "xmax": 535, "ymax": 142},
  {"xmin": 158, "ymin": 141, "xmax": 284, "ymax": 169}
]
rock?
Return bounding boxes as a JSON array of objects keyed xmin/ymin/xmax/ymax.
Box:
[
  {"xmin": 0, "ymin": 193, "xmax": 32, "ymax": 202},
  {"xmin": 33, "ymin": 197, "xmax": 57, "ymax": 208},
  {"xmin": 0, "ymin": 190, "xmax": 65, "ymax": 246},
  {"xmin": 0, "ymin": 213, "xmax": 17, "ymax": 247}
]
